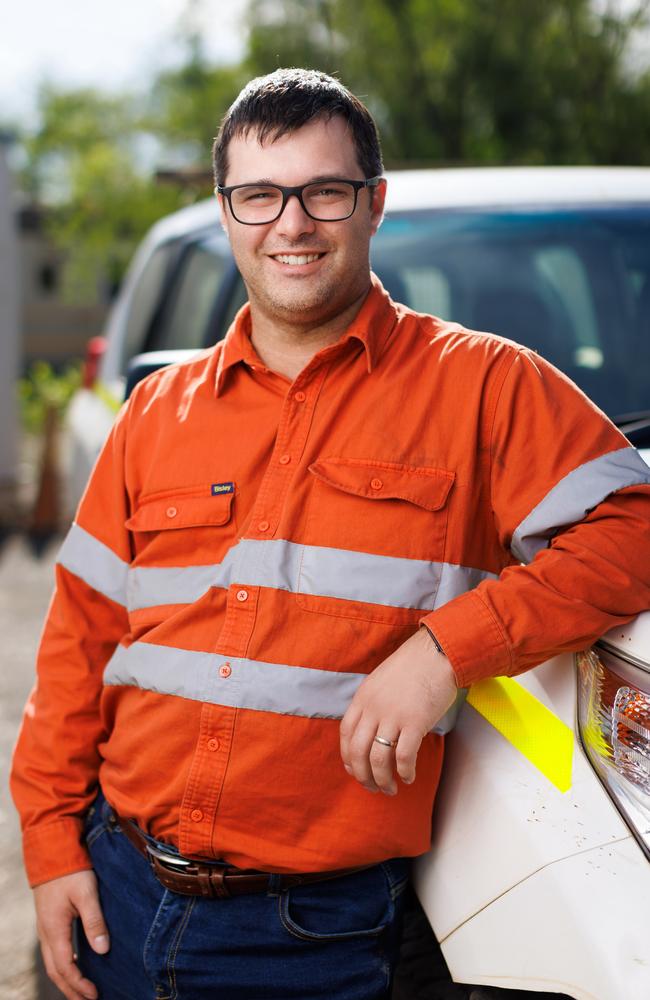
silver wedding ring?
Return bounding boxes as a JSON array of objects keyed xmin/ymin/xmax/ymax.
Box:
[{"xmin": 373, "ymin": 735, "xmax": 397, "ymax": 748}]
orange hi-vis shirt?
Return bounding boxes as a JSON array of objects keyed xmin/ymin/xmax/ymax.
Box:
[{"xmin": 11, "ymin": 277, "xmax": 650, "ymax": 887}]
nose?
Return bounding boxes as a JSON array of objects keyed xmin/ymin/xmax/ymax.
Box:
[{"xmin": 274, "ymin": 192, "xmax": 316, "ymax": 240}]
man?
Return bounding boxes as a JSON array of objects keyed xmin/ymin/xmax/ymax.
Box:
[{"xmin": 11, "ymin": 68, "xmax": 650, "ymax": 1000}]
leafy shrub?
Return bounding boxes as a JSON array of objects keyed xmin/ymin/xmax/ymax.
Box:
[{"xmin": 18, "ymin": 361, "xmax": 82, "ymax": 435}]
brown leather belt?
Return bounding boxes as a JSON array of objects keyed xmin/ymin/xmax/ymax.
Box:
[{"xmin": 112, "ymin": 809, "xmax": 369, "ymax": 899}]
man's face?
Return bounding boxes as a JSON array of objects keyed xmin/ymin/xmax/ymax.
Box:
[{"xmin": 218, "ymin": 115, "xmax": 386, "ymax": 329}]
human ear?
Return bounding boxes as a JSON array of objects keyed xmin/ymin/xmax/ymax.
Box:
[
  {"xmin": 369, "ymin": 178, "xmax": 387, "ymax": 234},
  {"xmin": 215, "ymin": 189, "xmax": 229, "ymax": 236}
]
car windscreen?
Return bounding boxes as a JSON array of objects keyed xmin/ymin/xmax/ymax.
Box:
[
  {"xmin": 120, "ymin": 242, "xmax": 177, "ymax": 371},
  {"xmin": 371, "ymin": 206, "xmax": 650, "ymax": 420},
  {"xmin": 148, "ymin": 234, "xmax": 231, "ymax": 352}
]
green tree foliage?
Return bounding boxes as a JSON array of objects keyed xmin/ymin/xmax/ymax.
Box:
[
  {"xmin": 245, "ymin": 0, "xmax": 650, "ymax": 166},
  {"xmin": 18, "ymin": 0, "xmax": 650, "ymax": 310},
  {"xmin": 20, "ymin": 5, "xmax": 247, "ymax": 305},
  {"xmin": 22, "ymin": 85, "xmax": 188, "ymax": 302},
  {"xmin": 147, "ymin": 32, "xmax": 247, "ymax": 156},
  {"xmin": 18, "ymin": 360, "xmax": 82, "ymax": 434}
]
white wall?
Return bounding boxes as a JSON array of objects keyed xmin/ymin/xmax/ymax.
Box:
[{"xmin": 0, "ymin": 143, "xmax": 19, "ymax": 490}]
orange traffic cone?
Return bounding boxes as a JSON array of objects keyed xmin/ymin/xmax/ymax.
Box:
[{"xmin": 28, "ymin": 404, "xmax": 60, "ymax": 555}]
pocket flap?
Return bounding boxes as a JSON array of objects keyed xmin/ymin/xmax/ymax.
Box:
[
  {"xmin": 308, "ymin": 458, "xmax": 454, "ymax": 512},
  {"xmin": 126, "ymin": 492, "xmax": 234, "ymax": 531}
]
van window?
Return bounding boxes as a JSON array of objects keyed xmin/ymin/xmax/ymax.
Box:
[
  {"xmin": 218, "ymin": 275, "xmax": 248, "ymax": 335},
  {"xmin": 372, "ymin": 208, "xmax": 650, "ymax": 418},
  {"xmin": 151, "ymin": 237, "xmax": 229, "ymax": 351},
  {"xmin": 534, "ymin": 247, "xmax": 602, "ymax": 368},
  {"xmin": 122, "ymin": 244, "xmax": 175, "ymax": 369}
]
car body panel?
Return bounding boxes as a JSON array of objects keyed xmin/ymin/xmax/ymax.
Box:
[
  {"xmin": 439, "ymin": 833, "xmax": 650, "ymax": 999},
  {"xmin": 383, "ymin": 165, "xmax": 650, "ymax": 210},
  {"xmin": 414, "ymin": 653, "xmax": 632, "ymax": 941},
  {"xmin": 601, "ymin": 589, "xmax": 650, "ymax": 667},
  {"xmin": 414, "ymin": 601, "xmax": 650, "ymax": 998}
]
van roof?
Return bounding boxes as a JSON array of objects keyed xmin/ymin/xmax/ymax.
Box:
[{"xmin": 149, "ymin": 166, "xmax": 650, "ymax": 244}]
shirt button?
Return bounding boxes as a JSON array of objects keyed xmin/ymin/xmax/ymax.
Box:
[
  {"xmin": 166, "ymin": 506, "xmax": 178, "ymax": 518},
  {"xmin": 370, "ymin": 478, "xmax": 383, "ymax": 490},
  {"xmin": 219, "ymin": 663, "xmax": 232, "ymax": 678},
  {"xmin": 279, "ymin": 454, "xmax": 291, "ymax": 465},
  {"xmin": 190, "ymin": 809, "xmax": 203, "ymax": 823},
  {"xmin": 294, "ymin": 391, "xmax": 306, "ymax": 402},
  {"xmin": 258, "ymin": 520, "xmax": 270, "ymax": 532},
  {"xmin": 236, "ymin": 589, "xmax": 248, "ymax": 602},
  {"xmin": 207, "ymin": 738, "xmax": 220, "ymax": 752}
]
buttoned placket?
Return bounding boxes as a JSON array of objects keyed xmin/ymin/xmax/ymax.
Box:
[
  {"xmin": 178, "ymin": 355, "xmax": 331, "ymax": 857},
  {"xmin": 244, "ymin": 362, "xmax": 330, "ymax": 542}
]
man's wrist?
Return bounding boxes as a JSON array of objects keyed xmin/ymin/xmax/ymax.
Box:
[
  {"xmin": 419, "ymin": 624, "xmax": 460, "ymax": 693},
  {"xmin": 420, "ymin": 623, "xmax": 445, "ymax": 655}
]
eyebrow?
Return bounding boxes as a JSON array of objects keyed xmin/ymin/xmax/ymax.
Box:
[{"xmin": 239, "ymin": 175, "xmax": 354, "ymax": 186}]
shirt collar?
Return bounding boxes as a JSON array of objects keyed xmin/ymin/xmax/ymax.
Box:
[
  {"xmin": 215, "ymin": 303, "xmax": 259, "ymax": 396},
  {"xmin": 215, "ymin": 272, "xmax": 399, "ymax": 396}
]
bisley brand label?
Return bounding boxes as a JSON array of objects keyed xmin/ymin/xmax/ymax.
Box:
[{"xmin": 211, "ymin": 482, "xmax": 235, "ymax": 496}]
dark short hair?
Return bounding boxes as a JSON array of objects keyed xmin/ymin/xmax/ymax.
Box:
[{"xmin": 212, "ymin": 68, "xmax": 383, "ymax": 186}]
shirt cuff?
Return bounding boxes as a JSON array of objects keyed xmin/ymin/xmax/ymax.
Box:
[
  {"xmin": 420, "ymin": 588, "xmax": 513, "ymax": 688},
  {"xmin": 22, "ymin": 817, "xmax": 92, "ymax": 888}
]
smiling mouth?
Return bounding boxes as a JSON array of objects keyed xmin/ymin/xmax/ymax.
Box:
[{"xmin": 271, "ymin": 253, "xmax": 326, "ymax": 266}]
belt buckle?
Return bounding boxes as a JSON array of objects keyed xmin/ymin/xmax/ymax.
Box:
[
  {"xmin": 145, "ymin": 842, "xmax": 192, "ymax": 870},
  {"xmin": 145, "ymin": 843, "xmax": 231, "ymax": 898}
]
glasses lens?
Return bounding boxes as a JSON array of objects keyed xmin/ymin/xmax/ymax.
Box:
[
  {"xmin": 231, "ymin": 185, "xmax": 283, "ymax": 223},
  {"xmin": 303, "ymin": 181, "xmax": 356, "ymax": 220}
]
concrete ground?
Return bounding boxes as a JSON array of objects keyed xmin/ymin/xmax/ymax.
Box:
[{"xmin": 0, "ymin": 533, "xmax": 63, "ymax": 1000}]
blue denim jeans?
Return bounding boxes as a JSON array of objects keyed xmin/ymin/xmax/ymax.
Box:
[{"xmin": 77, "ymin": 792, "xmax": 410, "ymax": 999}]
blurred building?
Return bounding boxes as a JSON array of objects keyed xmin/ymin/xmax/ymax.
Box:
[
  {"xmin": 0, "ymin": 140, "xmax": 19, "ymax": 501},
  {"xmin": 18, "ymin": 204, "xmax": 109, "ymax": 370}
]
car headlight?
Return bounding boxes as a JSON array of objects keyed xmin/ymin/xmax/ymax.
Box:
[{"xmin": 577, "ymin": 643, "xmax": 650, "ymax": 859}]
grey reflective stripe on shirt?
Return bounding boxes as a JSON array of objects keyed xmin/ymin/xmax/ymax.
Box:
[
  {"xmin": 126, "ymin": 538, "xmax": 298, "ymax": 609},
  {"xmin": 511, "ymin": 446, "xmax": 650, "ymax": 563},
  {"xmin": 57, "ymin": 523, "xmax": 128, "ymax": 607},
  {"xmin": 126, "ymin": 561, "xmax": 232, "ymax": 608},
  {"xmin": 55, "ymin": 522, "xmax": 497, "ymax": 614},
  {"xmin": 104, "ymin": 641, "xmax": 364, "ymax": 719},
  {"xmin": 127, "ymin": 538, "xmax": 498, "ymax": 612}
]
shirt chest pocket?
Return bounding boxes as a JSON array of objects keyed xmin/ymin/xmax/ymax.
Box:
[
  {"xmin": 297, "ymin": 458, "xmax": 454, "ymax": 624},
  {"xmin": 125, "ymin": 489, "xmax": 236, "ymax": 566}
]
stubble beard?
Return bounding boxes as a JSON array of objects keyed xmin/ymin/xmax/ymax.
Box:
[
  {"xmin": 242, "ymin": 247, "xmax": 370, "ymax": 330},
  {"xmin": 258, "ymin": 277, "xmax": 334, "ymax": 324},
  {"xmin": 244, "ymin": 259, "xmax": 346, "ymax": 329}
]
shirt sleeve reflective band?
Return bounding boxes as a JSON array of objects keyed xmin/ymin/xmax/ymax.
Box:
[
  {"xmin": 511, "ymin": 446, "xmax": 650, "ymax": 563},
  {"xmin": 57, "ymin": 522, "xmax": 128, "ymax": 607}
]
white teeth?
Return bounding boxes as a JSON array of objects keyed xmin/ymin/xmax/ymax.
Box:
[{"xmin": 274, "ymin": 253, "xmax": 322, "ymax": 265}]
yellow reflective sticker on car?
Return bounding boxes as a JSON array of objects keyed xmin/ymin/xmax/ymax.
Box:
[{"xmin": 467, "ymin": 676, "xmax": 573, "ymax": 792}]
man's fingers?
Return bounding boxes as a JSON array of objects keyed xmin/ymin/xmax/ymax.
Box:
[
  {"xmin": 77, "ymin": 888, "xmax": 110, "ymax": 955},
  {"xmin": 395, "ymin": 727, "xmax": 424, "ymax": 784},
  {"xmin": 368, "ymin": 733, "xmax": 399, "ymax": 795},
  {"xmin": 42, "ymin": 935, "xmax": 97, "ymax": 1000},
  {"xmin": 339, "ymin": 702, "xmax": 362, "ymax": 774},
  {"xmin": 34, "ymin": 871, "xmax": 106, "ymax": 1000},
  {"xmin": 71, "ymin": 869, "xmax": 110, "ymax": 955},
  {"xmin": 347, "ymin": 718, "xmax": 380, "ymax": 792}
]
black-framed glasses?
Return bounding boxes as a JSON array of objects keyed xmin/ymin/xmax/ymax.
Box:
[{"xmin": 217, "ymin": 176, "xmax": 382, "ymax": 225}]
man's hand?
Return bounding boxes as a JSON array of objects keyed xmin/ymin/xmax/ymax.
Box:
[
  {"xmin": 340, "ymin": 627, "xmax": 457, "ymax": 795},
  {"xmin": 34, "ymin": 869, "xmax": 109, "ymax": 1000}
]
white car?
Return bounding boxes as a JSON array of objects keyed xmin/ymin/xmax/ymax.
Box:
[{"xmin": 67, "ymin": 168, "xmax": 650, "ymax": 999}]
